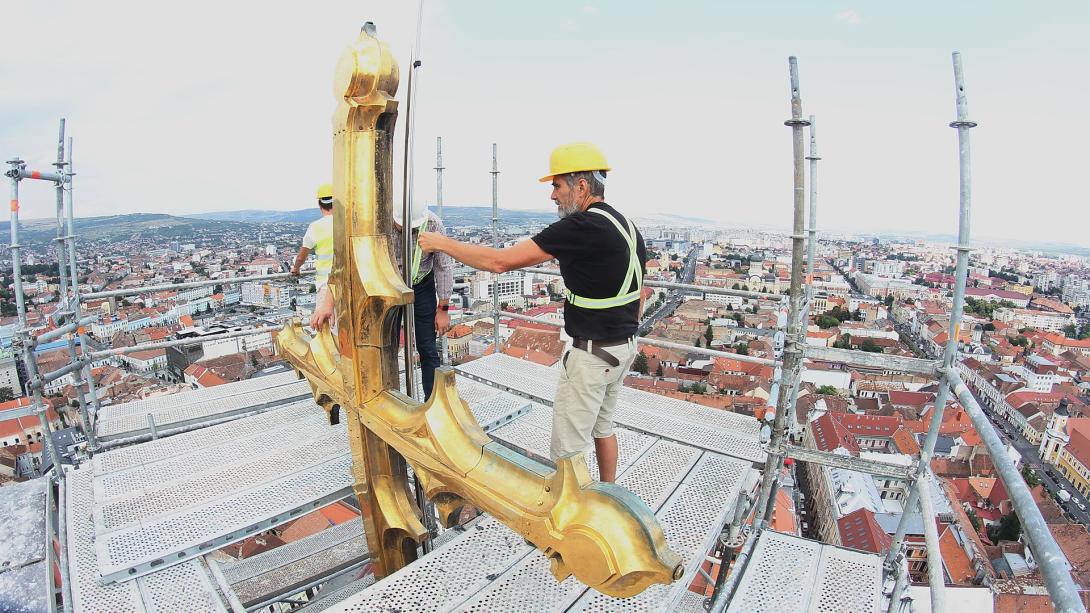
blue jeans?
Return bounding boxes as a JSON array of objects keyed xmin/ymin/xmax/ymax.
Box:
[{"xmin": 396, "ymin": 272, "xmax": 441, "ymax": 400}]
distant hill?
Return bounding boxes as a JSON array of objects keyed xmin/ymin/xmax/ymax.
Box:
[
  {"xmin": 186, "ymin": 209, "xmax": 322, "ymax": 223},
  {"xmin": 187, "ymin": 206, "xmax": 560, "ymax": 227},
  {"xmin": 185, "ymin": 206, "xmax": 718, "ymax": 228},
  {"xmin": 0, "ymin": 213, "xmax": 279, "ymax": 247}
]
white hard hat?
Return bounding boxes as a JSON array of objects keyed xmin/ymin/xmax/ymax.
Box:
[{"xmin": 393, "ymin": 200, "xmax": 428, "ymax": 228}]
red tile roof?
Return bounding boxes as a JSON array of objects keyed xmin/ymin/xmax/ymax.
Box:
[
  {"xmin": 837, "ymin": 508, "xmax": 892, "ymax": 554},
  {"xmin": 835, "ymin": 413, "xmax": 902, "ymax": 437},
  {"xmin": 810, "ymin": 412, "xmax": 859, "ymax": 453},
  {"xmin": 938, "ymin": 527, "xmax": 975, "ymax": 584},
  {"xmin": 891, "ymin": 427, "xmax": 921, "ymax": 455}
]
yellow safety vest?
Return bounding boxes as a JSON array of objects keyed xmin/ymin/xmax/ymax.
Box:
[
  {"xmin": 564, "ymin": 209, "xmax": 643, "ymax": 309},
  {"xmin": 310, "ymin": 216, "xmax": 334, "ymax": 286}
]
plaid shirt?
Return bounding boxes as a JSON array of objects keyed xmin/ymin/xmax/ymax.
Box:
[{"xmin": 392, "ymin": 211, "xmax": 454, "ymax": 300}]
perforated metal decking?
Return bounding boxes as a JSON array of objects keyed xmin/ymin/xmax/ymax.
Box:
[
  {"xmin": 725, "ymin": 530, "xmax": 885, "ymax": 613},
  {"xmin": 66, "ymin": 355, "xmax": 769, "ymax": 611}
]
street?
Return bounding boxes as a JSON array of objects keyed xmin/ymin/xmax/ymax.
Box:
[
  {"xmin": 968, "ymin": 387, "xmax": 1090, "ymax": 525},
  {"xmin": 638, "ymin": 246, "xmax": 699, "ymax": 335}
]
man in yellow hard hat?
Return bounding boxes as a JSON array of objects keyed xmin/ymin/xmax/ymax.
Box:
[
  {"xmin": 293, "ymin": 183, "xmax": 335, "ymax": 327},
  {"xmin": 419, "ymin": 142, "xmax": 645, "ymax": 483}
]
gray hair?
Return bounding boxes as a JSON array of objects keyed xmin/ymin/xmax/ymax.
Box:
[{"xmin": 564, "ymin": 170, "xmax": 607, "ymax": 198}]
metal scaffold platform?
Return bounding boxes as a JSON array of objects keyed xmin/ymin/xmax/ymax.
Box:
[
  {"xmin": 94, "ymin": 370, "xmax": 311, "ymax": 442},
  {"xmin": 725, "ymin": 530, "xmax": 885, "ymax": 613},
  {"xmin": 62, "ymin": 355, "xmax": 765, "ymax": 611}
]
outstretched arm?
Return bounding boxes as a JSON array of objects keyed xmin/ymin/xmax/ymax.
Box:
[{"xmin": 418, "ymin": 233, "xmax": 552, "ymax": 273}]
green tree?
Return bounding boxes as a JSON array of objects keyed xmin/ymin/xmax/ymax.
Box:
[
  {"xmin": 1022, "ymin": 465, "xmax": 1041, "ymax": 488},
  {"xmin": 983, "ymin": 322, "xmax": 996, "ymax": 332},
  {"xmin": 655, "ymin": 363, "xmax": 664, "ymax": 377},
  {"xmin": 989, "ymin": 512, "xmax": 1021, "ymax": 542},
  {"xmin": 860, "ymin": 338, "xmax": 882, "ymax": 353},
  {"xmin": 816, "ymin": 385, "xmax": 838, "ymax": 396},
  {"xmin": 1011, "ymin": 335, "xmax": 1029, "ymax": 348},
  {"xmin": 966, "ymin": 508, "xmax": 982, "ymax": 532},
  {"xmin": 633, "ymin": 352, "xmax": 649, "ymax": 375},
  {"xmin": 884, "ymin": 294, "xmax": 894, "ymax": 308},
  {"xmin": 0, "ymin": 387, "xmax": 13, "ymax": 402},
  {"xmin": 816, "ymin": 314, "xmax": 840, "ymax": 329},
  {"xmin": 735, "ymin": 342, "xmax": 749, "ymax": 356},
  {"xmin": 704, "ymin": 325, "xmax": 713, "ymax": 346},
  {"xmin": 731, "ymin": 283, "xmax": 740, "ymax": 290}
]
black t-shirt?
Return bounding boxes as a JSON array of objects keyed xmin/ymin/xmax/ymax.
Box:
[{"xmin": 531, "ymin": 202, "xmax": 646, "ymax": 340}]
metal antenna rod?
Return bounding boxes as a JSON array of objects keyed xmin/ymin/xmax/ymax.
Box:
[
  {"xmin": 755, "ymin": 57, "xmax": 809, "ymax": 525},
  {"xmin": 435, "ymin": 137, "xmax": 449, "ymax": 365},
  {"xmin": 491, "ymin": 143, "xmax": 500, "ymax": 354},
  {"xmin": 399, "ymin": 0, "xmax": 437, "ymax": 555}
]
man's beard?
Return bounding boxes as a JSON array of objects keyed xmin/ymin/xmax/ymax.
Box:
[{"xmin": 557, "ymin": 196, "xmax": 581, "ymax": 219}]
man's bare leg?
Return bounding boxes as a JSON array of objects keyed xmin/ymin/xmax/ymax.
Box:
[{"xmin": 594, "ymin": 434, "xmax": 618, "ymax": 483}]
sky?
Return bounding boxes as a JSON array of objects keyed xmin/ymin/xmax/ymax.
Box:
[{"xmin": 2, "ymin": 1, "xmax": 1089, "ymax": 246}]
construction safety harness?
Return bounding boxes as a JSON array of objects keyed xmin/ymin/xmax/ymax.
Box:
[{"xmin": 564, "ymin": 208, "xmax": 643, "ymax": 309}]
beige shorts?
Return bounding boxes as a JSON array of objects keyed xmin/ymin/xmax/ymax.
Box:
[{"xmin": 550, "ymin": 338, "xmax": 638, "ymax": 460}]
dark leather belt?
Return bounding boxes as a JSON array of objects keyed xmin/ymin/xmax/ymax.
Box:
[{"xmin": 572, "ymin": 336, "xmax": 631, "ymax": 368}]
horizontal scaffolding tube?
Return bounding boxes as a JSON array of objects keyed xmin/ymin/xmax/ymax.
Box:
[
  {"xmin": 784, "ymin": 444, "xmax": 914, "ymax": 480},
  {"xmin": 31, "ymin": 316, "xmax": 97, "ymax": 346},
  {"xmin": 463, "ymin": 310, "xmax": 779, "ymax": 367},
  {"xmin": 35, "ymin": 358, "xmax": 89, "ymax": 388},
  {"xmin": 16, "ymin": 168, "xmax": 64, "ymax": 182},
  {"xmin": 944, "ymin": 368, "xmax": 1083, "ymax": 612},
  {"xmin": 88, "ymin": 326, "xmax": 281, "ymax": 360},
  {"xmin": 521, "ymin": 267, "xmax": 786, "ymax": 301},
  {"xmin": 82, "ymin": 272, "xmax": 306, "ymax": 301},
  {"xmin": 802, "ymin": 345, "xmax": 938, "ymax": 376}
]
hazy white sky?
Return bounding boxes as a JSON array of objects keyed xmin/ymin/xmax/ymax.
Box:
[{"xmin": 3, "ymin": 1, "xmax": 1088, "ymax": 246}]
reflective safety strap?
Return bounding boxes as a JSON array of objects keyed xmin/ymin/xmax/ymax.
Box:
[
  {"xmin": 411, "ymin": 219, "xmax": 430, "ymax": 284},
  {"xmin": 564, "ymin": 208, "xmax": 643, "ymax": 309}
]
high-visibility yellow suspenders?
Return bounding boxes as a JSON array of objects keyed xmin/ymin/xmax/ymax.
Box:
[
  {"xmin": 410, "ymin": 219, "xmax": 431, "ymax": 285},
  {"xmin": 564, "ymin": 209, "xmax": 642, "ymax": 309}
]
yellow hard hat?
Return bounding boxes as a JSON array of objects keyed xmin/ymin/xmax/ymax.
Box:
[
  {"xmin": 539, "ymin": 142, "xmax": 611, "ymax": 183},
  {"xmin": 316, "ymin": 183, "xmax": 334, "ymax": 200}
]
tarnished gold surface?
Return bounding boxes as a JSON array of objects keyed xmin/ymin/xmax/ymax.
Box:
[{"xmin": 277, "ymin": 22, "xmax": 683, "ymax": 598}]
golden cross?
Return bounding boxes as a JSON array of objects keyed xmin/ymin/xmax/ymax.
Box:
[{"xmin": 277, "ymin": 23, "xmax": 682, "ymax": 598}]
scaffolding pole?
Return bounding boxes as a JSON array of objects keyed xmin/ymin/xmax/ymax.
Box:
[
  {"xmin": 81, "ymin": 271, "xmax": 301, "ymax": 301},
  {"xmin": 5, "ymin": 158, "xmax": 65, "ymax": 479},
  {"xmin": 491, "ymin": 143, "xmax": 500, "ymax": 354},
  {"xmin": 755, "ymin": 56, "xmax": 809, "ymax": 525},
  {"xmin": 47, "ymin": 125, "xmax": 95, "ymax": 452},
  {"xmin": 945, "ymin": 368, "xmax": 1084, "ymax": 611},
  {"xmin": 884, "ymin": 53, "xmax": 974, "ymax": 608},
  {"xmin": 524, "ymin": 267, "xmax": 787, "ymax": 301},
  {"xmin": 916, "ymin": 466, "xmax": 945, "ymax": 613},
  {"xmin": 64, "ymin": 137, "xmax": 102, "ymax": 451},
  {"xmin": 784, "ymin": 116, "xmax": 819, "ymax": 442}
]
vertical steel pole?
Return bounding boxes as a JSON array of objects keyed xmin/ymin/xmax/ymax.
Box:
[
  {"xmin": 6, "ymin": 160, "xmax": 64, "ymax": 479},
  {"xmin": 65, "ymin": 138, "xmax": 101, "ymax": 452},
  {"xmin": 756, "ymin": 57, "xmax": 809, "ymax": 524},
  {"xmin": 52, "ymin": 120, "xmax": 70, "ymax": 303},
  {"xmin": 916, "ymin": 467, "xmax": 946, "ymax": 612},
  {"xmin": 53, "ymin": 134, "xmax": 94, "ymax": 452},
  {"xmin": 786, "ymin": 115, "xmax": 820, "ymax": 440},
  {"xmin": 435, "ymin": 137, "xmax": 449, "ymax": 364},
  {"xmin": 491, "ymin": 143, "xmax": 500, "ymax": 354},
  {"xmin": 399, "ymin": 0, "xmax": 435, "ymax": 554},
  {"xmin": 885, "ymin": 53, "xmax": 978, "ymax": 591}
]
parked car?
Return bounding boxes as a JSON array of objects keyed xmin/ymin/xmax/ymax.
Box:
[{"xmin": 1058, "ymin": 489, "xmax": 1072, "ymax": 503}]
